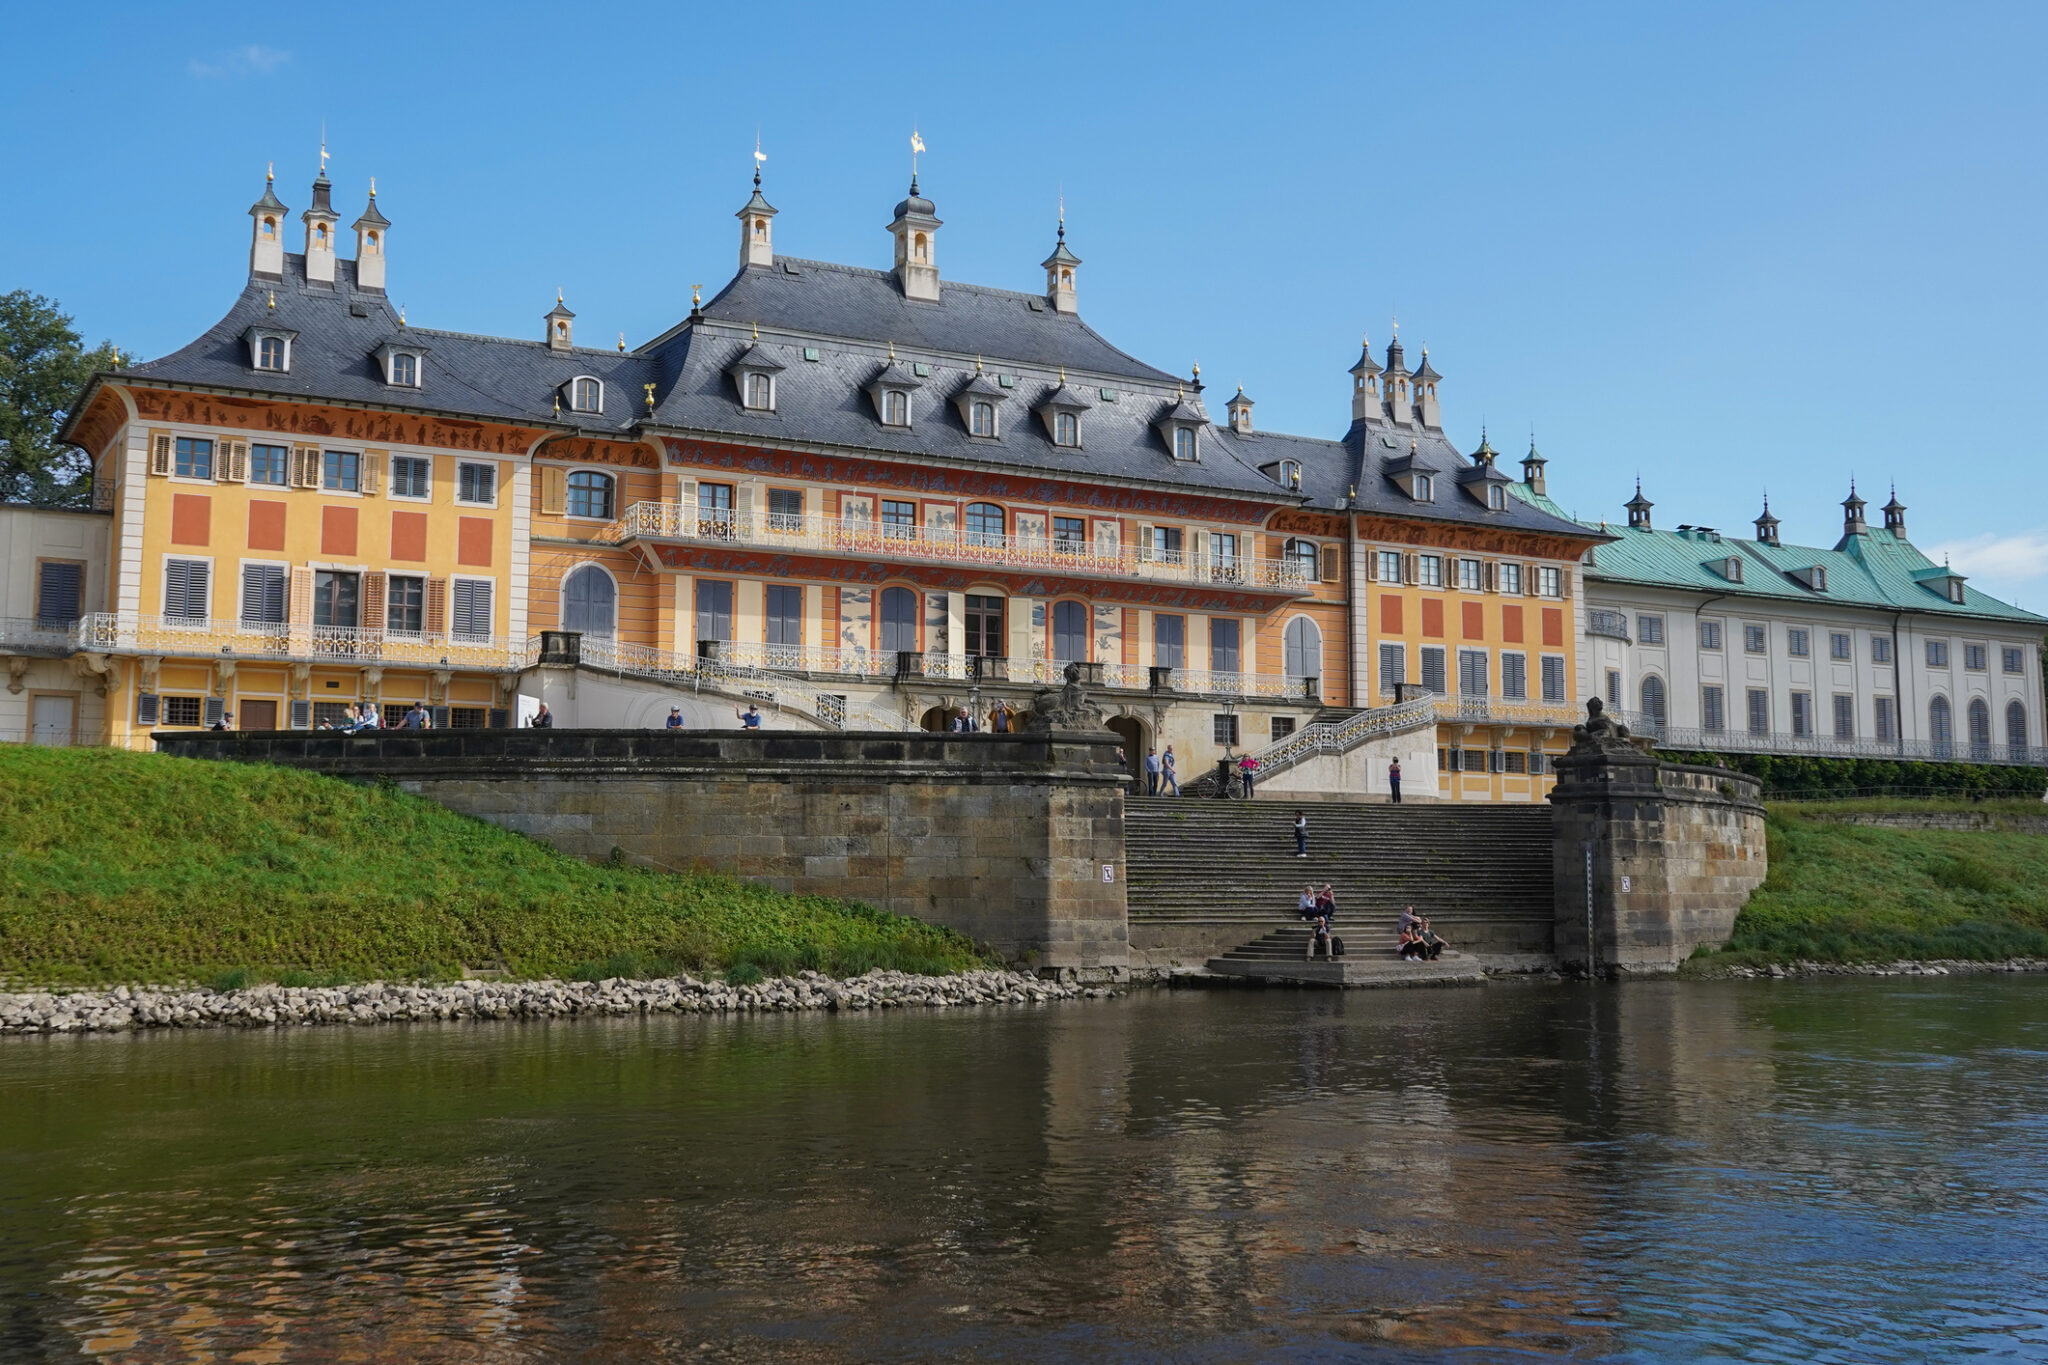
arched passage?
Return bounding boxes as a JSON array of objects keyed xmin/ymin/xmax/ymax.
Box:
[{"xmin": 1106, "ymin": 715, "xmax": 1147, "ymax": 783}]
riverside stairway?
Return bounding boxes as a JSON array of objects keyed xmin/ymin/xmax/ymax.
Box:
[
  {"xmin": 1124, "ymin": 798, "xmax": 1557, "ymax": 971},
  {"xmin": 1204, "ymin": 925, "xmax": 1484, "ymax": 987}
]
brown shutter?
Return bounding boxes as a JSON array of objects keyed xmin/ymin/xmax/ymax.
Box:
[
  {"xmin": 362, "ymin": 450, "xmax": 384, "ymax": 497},
  {"xmin": 150, "ymin": 433, "xmax": 172, "ymax": 476},
  {"xmin": 425, "ymin": 576, "xmax": 447, "ymax": 636},
  {"xmin": 1485, "ymin": 561, "xmax": 1499, "ymax": 593},
  {"xmin": 228, "ymin": 441, "xmax": 250, "ymax": 483},
  {"xmin": 1560, "ymin": 566, "xmax": 1573, "ymax": 597},
  {"xmin": 292, "ymin": 445, "xmax": 319, "ymax": 488},
  {"xmin": 736, "ymin": 482, "xmax": 755, "ymax": 534},
  {"xmin": 289, "ymin": 567, "xmax": 314, "ymax": 624},
  {"xmin": 540, "ymin": 466, "xmax": 566, "ymax": 516},
  {"xmin": 1405, "ymin": 552, "xmax": 1419, "ymax": 586},
  {"xmin": 362, "ymin": 571, "xmax": 386, "ymax": 633},
  {"xmin": 1364, "ymin": 547, "xmax": 1379, "ymax": 582},
  {"xmin": 1320, "ymin": 545, "xmax": 1341, "ymax": 583}
]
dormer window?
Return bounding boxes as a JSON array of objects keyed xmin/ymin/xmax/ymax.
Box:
[
  {"xmin": 571, "ymin": 376, "xmax": 603, "ymax": 413},
  {"xmin": 1949, "ymin": 578, "xmax": 1966, "ymax": 604},
  {"xmin": 971, "ymin": 401, "xmax": 997, "ymax": 437},
  {"xmin": 1811, "ymin": 566, "xmax": 1828, "ymax": 591},
  {"xmin": 1487, "ymin": 484, "xmax": 1506, "ymax": 510},
  {"xmin": 883, "ymin": 390, "xmax": 910, "ymax": 426},
  {"xmin": 1174, "ymin": 428, "xmax": 1197, "ymax": 461},
  {"xmin": 1412, "ymin": 474, "xmax": 1434, "ymax": 501},
  {"xmin": 243, "ymin": 325, "xmax": 297, "ymax": 374},
  {"xmin": 1725, "ymin": 555, "xmax": 1745, "ymax": 583},
  {"xmin": 259, "ymin": 337, "xmax": 286, "ymax": 370},
  {"xmin": 389, "ymin": 352, "xmax": 417, "ymax": 386},
  {"xmin": 1280, "ymin": 459, "xmax": 1302, "ymax": 487},
  {"xmin": 747, "ymin": 373, "xmax": 775, "ymax": 410},
  {"xmin": 1055, "ymin": 412, "xmax": 1079, "ymax": 447}
]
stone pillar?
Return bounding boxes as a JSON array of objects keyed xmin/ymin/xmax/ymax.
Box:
[{"xmin": 1548, "ymin": 699, "xmax": 1767, "ymax": 975}]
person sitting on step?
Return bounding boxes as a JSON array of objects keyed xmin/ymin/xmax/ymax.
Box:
[
  {"xmin": 1307, "ymin": 914, "xmax": 1334, "ymax": 961},
  {"xmin": 1417, "ymin": 917, "xmax": 1448, "ymax": 961}
]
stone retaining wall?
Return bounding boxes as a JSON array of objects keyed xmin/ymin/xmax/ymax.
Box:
[
  {"xmin": 1809, "ymin": 812, "xmax": 2048, "ymax": 834},
  {"xmin": 154, "ymin": 729, "xmax": 1132, "ymax": 974}
]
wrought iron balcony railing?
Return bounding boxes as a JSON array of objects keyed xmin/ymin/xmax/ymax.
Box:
[{"xmin": 73, "ymin": 614, "xmax": 531, "ymax": 671}]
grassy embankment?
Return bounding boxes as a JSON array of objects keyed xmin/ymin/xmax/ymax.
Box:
[
  {"xmin": 1693, "ymin": 799, "xmax": 2048, "ymax": 969},
  {"xmin": 0, "ymin": 745, "xmax": 994, "ymax": 989}
]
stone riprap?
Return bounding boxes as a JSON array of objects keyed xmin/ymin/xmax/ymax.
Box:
[
  {"xmin": 1693, "ymin": 957, "xmax": 2048, "ymax": 980},
  {"xmin": 0, "ymin": 970, "xmax": 1096, "ymax": 1035},
  {"xmin": 152, "ymin": 728, "xmax": 1131, "ymax": 974}
]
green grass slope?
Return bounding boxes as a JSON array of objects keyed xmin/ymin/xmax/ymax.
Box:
[
  {"xmin": 1705, "ymin": 802, "xmax": 2048, "ymax": 966},
  {"xmin": 0, "ymin": 746, "xmax": 993, "ymax": 987}
]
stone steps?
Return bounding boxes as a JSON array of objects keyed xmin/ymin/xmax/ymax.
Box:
[{"xmin": 1204, "ymin": 926, "xmax": 1484, "ymax": 987}]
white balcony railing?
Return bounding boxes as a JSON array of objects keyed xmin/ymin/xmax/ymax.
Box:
[
  {"xmin": 1429, "ymin": 694, "xmax": 1583, "ymax": 728},
  {"xmin": 1616, "ymin": 712, "xmax": 2048, "ymax": 768},
  {"xmin": 569, "ymin": 635, "xmax": 917, "ymax": 732},
  {"xmin": 74, "ymin": 614, "xmax": 532, "ymax": 671},
  {"xmin": 601, "ymin": 503, "xmax": 1314, "ymax": 591},
  {"xmin": 0, "ymin": 617, "xmax": 80, "ymax": 654}
]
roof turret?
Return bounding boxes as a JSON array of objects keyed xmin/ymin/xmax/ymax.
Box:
[
  {"xmin": 1412, "ymin": 347, "xmax": 1441, "ymax": 382},
  {"xmin": 1349, "ymin": 333, "xmax": 1382, "ymax": 377},
  {"xmin": 249, "ymin": 166, "xmax": 286, "ymax": 217},
  {"xmin": 352, "ymin": 182, "xmax": 390, "ymax": 230}
]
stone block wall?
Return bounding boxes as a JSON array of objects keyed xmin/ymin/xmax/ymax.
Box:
[
  {"xmin": 1551, "ymin": 746, "xmax": 1767, "ymax": 975},
  {"xmin": 154, "ymin": 728, "xmax": 1132, "ymax": 974}
]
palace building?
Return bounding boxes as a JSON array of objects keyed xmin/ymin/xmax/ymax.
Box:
[{"xmin": 12, "ymin": 159, "xmax": 1610, "ymax": 799}]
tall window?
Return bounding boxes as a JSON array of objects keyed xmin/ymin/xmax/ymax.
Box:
[
  {"xmin": 883, "ymin": 390, "xmax": 908, "ymax": 426},
  {"xmin": 566, "ymin": 470, "xmax": 615, "ymax": 519},
  {"xmin": 1639, "ymin": 675, "xmax": 1667, "ymax": 730},
  {"xmin": 1501, "ymin": 652, "xmax": 1527, "ymax": 700},
  {"xmin": 1791, "ymin": 691, "xmax": 1813, "ymax": 737},
  {"xmin": 323, "ymin": 450, "xmax": 360, "ymax": 492},
  {"xmin": 174, "ymin": 437, "xmax": 213, "ymax": 480},
  {"xmin": 1173, "ymin": 428, "xmax": 1196, "ymax": 460},
  {"xmin": 1146, "ymin": 526, "xmax": 1184, "ymax": 564},
  {"xmin": 1964, "ymin": 643, "xmax": 1988, "ymax": 671},
  {"xmin": 965, "ymin": 594, "xmax": 1004, "ymax": 658},
  {"xmin": 1459, "ymin": 559, "xmax": 1483, "ymax": 592},
  {"xmin": 1926, "ymin": 640, "xmax": 1949, "ymax": 668},
  {"xmin": 1538, "ymin": 565, "xmax": 1561, "ymax": 597},
  {"xmin": 390, "ymin": 353, "xmax": 418, "ymax": 386},
  {"xmin": 36, "ymin": 561, "xmax": 83, "ymax": 625},
  {"xmin": 380, "ymin": 454, "xmax": 425, "ymax": 498},
  {"xmin": 698, "ymin": 482, "xmax": 734, "ymax": 533},
  {"xmin": 312, "ymin": 570, "xmax": 360, "ymax": 629},
  {"xmin": 561, "ymin": 565, "xmax": 616, "ymax": 638},
  {"xmin": 1418, "ymin": 555, "xmax": 1444, "ymax": 588},
  {"xmin": 1153, "ymin": 614, "xmax": 1185, "ymax": 670},
  {"xmin": 572, "ymin": 378, "xmax": 601, "ymax": 412},
  {"xmin": 959, "ymin": 502, "xmax": 1004, "ymax": 548},
  {"xmin": 2005, "ymin": 646, "xmax": 2027, "ymax": 675},
  {"xmin": 1284, "ymin": 617, "xmax": 1322, "ymax": 681},
  {"xmin": 1500, "ymin": 563, "xmax": 1523, "ymax": 595},
  {"xmin": 1420, "ymin": 645, "xmax": 1447, "ymax": 695},
  {"xmin": 1541, "ymin": 655, "xmax": 1565, "ymax": 702},
  {"xmin": 1873, "ymin": 636, "xmax": 1893, "ymax": 664},
  {"xmin": 1700, "ymin": 620, "xmax": 1723, "ymax": 651},
  {"xmin": 1378, "ymin": 550, "xmax": 1404, "ymax": 583},
  {"xmin": 452, "ymin": 580, "xmax": 493, "ymax": 641},
  {"xmin": 258, "ymin": 336, "xmax": 286, "ymax": 370},
  {"xmin": 695, "ymin": 579, "xmax": 733, "ymax": 643},
  {"xmin": 745, "ymin": 373, "xmax": 773, "ymax": 410},
  {"xmin": 1210, "ymin": 618, "xmax": 1241, "ymax": 674},
  {"xmin": 1968, "ymin": 697, "xmax": 1992, "ymax": 756},
  {"xmin": 1055, "ymin": 411, "xmax": 1079, "ymax": 447},
  {"xmin": 2009, "ymin": 700, "xmax": 2030, "ymax": 759},
  {"xmin": 1745, "ymin": 624, "xmax": 1767, "ymax": 653},
  {"xmin": 457, "ymin": 462, "xmax": 497, "ymax": 505},
  {"xmin": 1412, "ymin": 474, "xmax": 1433, "ymax": 501},
  {"xmin": 1287, "ymin": 540, "xmax": 1320, "ymax": 580},
  {"xmin": 768, "ymin": 488, "xmax": 804, "ymax": 531},
  {"xmin": 1606, "ymin": 670, "xmax": 1621, "ymax": 707},
  {"xmin": 1637, "ymin": 615, "xmax": 1665, "ymax": 645},
  {"xmin": 1051, "ymin": 600, "xmax": 1089, "ymax": 662},
  {"xmin": 881, "ymin": 500, "xmax": 916, "ymax": 539},
  {"xmin": 1211, "ymin": 533, "xmax": 1240, "ymax": 577},
  {"xmin": 1833, "ymin": 693, "xmax": 1855, "ymax": 741},
  {"xmin": 1379, "ymin": 643, "xmax": 1407, "ymax": 694},
  {"xmin": 1875, "ymin": 696, "xmax": 1896, "ymax": 741},
  {"xmin": 164, "ymin": 560, "xmax": 209, "ymax": 622},
  {"xmin": 1747, "ymin": 688, "xmax": 1770, "ymax": 736},
  {"xmin": 1787, "ymin": 628, "xmax": 1810, "ymax": 658},
  {"xmin": 386, "ymin": 575, "xmax": 424, "ymax": 634},
  {"xmin": 1831, "ymin": 632, "xmax": 1853, "ymax": 661},
  {"xmin": 1929, "ymin": 695, "xmax": 1953, "ymax": 752},
  {"xmin": 1458, "ymin": 649, "xmax": 1489, "ymax": 697},
  {"xmin": 250, "ymin": 443, "xmax": 289, "ymax": 486},
  {"xmin": 970, "ymin": 401, "xmax": 996, "ymax": 437},
  {"xmin": 1702, "ymin": 684, "xmax": 1725, "ymax": 733},
  {"xmin": 1053, "ymin": 516, "xmax": 1087, "ymax": 555},
  {"xmin": 239, "ymin": 564, "xmax": 285, "ymax": 625},
  {"xmin": 765, "ymin": 585, "xmax": 803, "ymax": 659},
  {"xmin": 879, "ymin": 586, "xmax": 918, "ymax": 653}
]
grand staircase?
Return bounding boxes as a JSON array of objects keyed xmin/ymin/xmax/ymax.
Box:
[{"xmin": 1124, "ymin": 797, "xmax": 1557, "ymax": 960}]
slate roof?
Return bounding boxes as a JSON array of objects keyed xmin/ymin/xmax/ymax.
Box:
[
  {"xmin": 1567, "ymin": 507, "xmax": 2046, "ymax": 627},
  {"xmin": 111, "ymin": 254, "xmax": 660, "ymax": 436}
]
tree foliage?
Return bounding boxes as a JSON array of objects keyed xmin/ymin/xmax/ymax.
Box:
[{"xmin": 0, "ymin": 291, "xmax": 126, "ymax": 506}]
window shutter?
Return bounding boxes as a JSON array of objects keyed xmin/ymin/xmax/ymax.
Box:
[
  {"xmin": 362, "ymin": 571, "xmax": 387, "ymax": 633},
  {"xmin": 425, "ymin": 576, "xmax": 448, "ymax": 636},
  {"xmin": 1192, "ymin": 529, "xmax": 1209, "ymax": 565},
  {"xmin": 289, "ymin": 567, "xmax": 314, "ymax": 625},
  {"xmin": 136, "ymin": 692, "xmax": 160, "ymax": 725},
  {"xmin": 1365, "ymin": 548, "xmax": 1379, "ymax": 583},
  {"xmin": 1560, "ymin": 566, "xmax": 1573, "ymax": 596},
  {"xmin": 203, "ymin": 697, "xmax": 226, "ymax": 728},
  {"xmin": 362, "ymin": 450, "xmax": 384, "ymax": 496},
  {"xmin": 540, "ymin": 466, "xmax": 567, "ymax": 516},
  {"xmin": 292, "ymin": 445, "xmax": 319, "ymax": 488},
  {"xmin": 430, "ymin": 706, "xmax": 451, "ymax": 729},
  {"xmin": 1485, "ymin": 561, "xmax": 1499, "ymax": 593},
  {"xmin": 677, "ymin": 476, "xmax": 697, "ymax": 521},
  {"xmin": 488, "ymin": 707, "xmax": 509, "ymax": 729},
  {"xmin": 736, "ymin": 483, "xmax": 755, "ymax": 534},
  {"xmin": 37, "ymin": 561, "xmax": 82, "ymax": 622},
  {"xmin": 290, "ymin": 699, "xmax": 311, "ymax": 729},
  {"xmin": 1525, "ymin": 565, "xmax": 1539, "ymax": 596},
  {"xmin": 1404, "ymin": 553, "xmax": 1419, "ymax": 586},
  {"xmin": 151, "ymin": 434, "xmax": 172, "ymax": 476},
  {"xmin": 1320, "ymin": 545, "xmax": 1341, "ymax": 583}
]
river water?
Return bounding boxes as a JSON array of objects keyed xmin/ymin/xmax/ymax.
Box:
[{"xmin": 2, "ymin": 978, "xmax": 2044, "ymax": 1363}]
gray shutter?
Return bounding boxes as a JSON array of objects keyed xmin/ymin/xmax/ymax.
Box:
[
  {"xmin": 488, "ymin": 707, "xmax": 509, "ymax": 729},
  {"xmin": 36, "ymin": 561, "xmax": 82, "ymax": 623},
  {"xmin": 203, "ymin": 697, "xmax": 226, "ymax": 727},
  {"xmin": 430, "ymin": 706, "xmax": 451, "ymax": 729},
  {"xmin": 136, "ymin": 693, "xmax": 160, "ymax": 725},
  {"xmin": 290, "ymin": 699, "xmax": 311, "ymax": 729}
]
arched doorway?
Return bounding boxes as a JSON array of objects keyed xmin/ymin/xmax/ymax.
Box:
[
  {"xmin": 1106, "ymin": 715, "xmax": 1147, "ymax": 783},
  {"xmin": 1284, "ymin": 616, "xmax": 1322, "ymax": 682},
  {"xmin": 920, "ymin": 705, "xmax": 951, "ymax": 733},
  {"xmin": 562, "ymin": 564, "xmax": 617, "ymax": 638}
]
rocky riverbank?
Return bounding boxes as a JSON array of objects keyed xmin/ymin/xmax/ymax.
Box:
[
  {"xmin": 0, "ymin": 969, "xmax": 1100, "ymax": 1035},
  {"xmin": 1685, "ymin": 956, "xmax": 2048, "ymax": 981}
]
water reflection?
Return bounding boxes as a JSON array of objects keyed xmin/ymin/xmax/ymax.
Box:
[{"xmin": 2, "ymin": 979, "xmax": 2044, "ymax": 1362}]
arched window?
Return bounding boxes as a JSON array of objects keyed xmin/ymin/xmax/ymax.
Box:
[
  {"xmin": 965, "ymin": 502, "xmax": 1005, "ymax": 547},
  {"xmin": 258, "ymin": 337, "xmax": 286, "ymax": 371},
  {"xmin": 572, "ymin": 377, "xmax": 602, "ymax": 412},
  {"xmin": 753, "ymin": 216, "xmax": 767, "ymax": 240},
  {"xmin": 1929, "ymin": 695, "xmax": 1952, "ymax": 754},
  {"xmin": 567, "ymin": 470, "xmax": 614, "ymax": 519},
  {"xmin": 1284, "ymin": 616, "xmax": 1322, "ymax": 681},
  {"xmin": 913, "ymin": 232, "xmax": 928, "ymax": 263},
  {"xmin": 1051, "ymin": 600, "xmax": 1089, "ymax": 663},
  {"xmin": 366, "ymin": 230, "xmax": 380, "ymax": 254},
  {"xmin": 971, "ymin": 401, "xmax": 996, "ymax": 437},
  {"xmin": 561, "ymin": 564, "xmax": 616, "ymax": 639},
  {"xmin": 1968, "ymin": 696, "xmax": 1992, "ymax": 757},
  {"xmin": 1055, "ymin": 411, "xmax": 1079, "ymax": 447},
  {"xmin": 883, "ymin": 390, "xmax": 908, "ymax": 426},
  {"xmin": 2008, "ymin": 700, "xmax": 2029, "ymax": 760},
  {"xmin": 1640, "ymin": 674, "xmax": 1667, "ymax": 731},
  {"xmin": 315, "ymin": 224, "xmax": 329, "ymax": 247},
  {"xmin": 1174, "ymin": 428, "xmax": 1197, "ymax": 461},
  {"xmin": 261, "ymin": 216, "xmax": 277, "ymax": 239},
  {"xmin": 746, "ymin": 372, "xmax": 773, "ymax": 410},
  {"xmin": 1286, "ymin": 539, "xmax": 1320, "ymax": 580},
  {"xmin": 390, "ymin": 353, "xmax": 417, "ymax": 386},
  {"xmin": 879, "ymin": 586, "xmax": 918, "ymax": 653}
]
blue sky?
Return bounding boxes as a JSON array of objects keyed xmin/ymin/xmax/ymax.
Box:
[{"xmin": 6, "ymin": 2, "xmax": 2044, "ymax": 603}]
